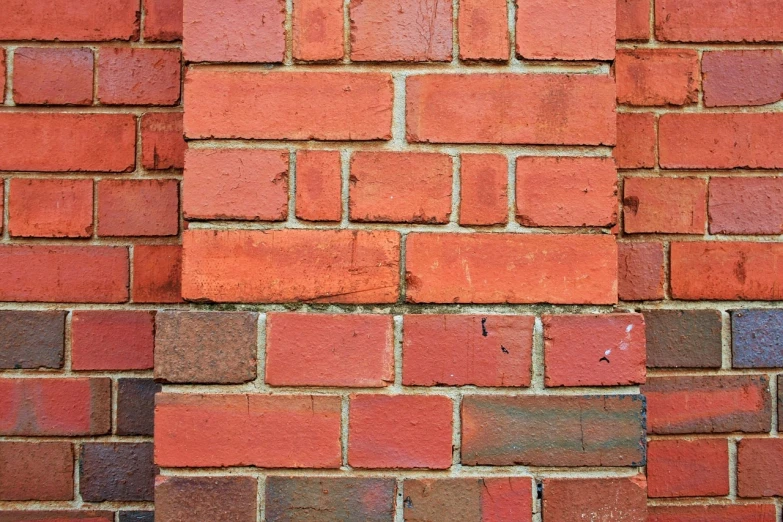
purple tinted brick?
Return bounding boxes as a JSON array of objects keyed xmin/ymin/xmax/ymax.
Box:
[
  {"xmin": 732, "ymin": 310, "xmax": 783, "ymax": 368},
  {"xmin": 117, "ymin": 378, "xmax": 160, "ymax": 436},
  {"xmin": 119, "ymin": 513, "xmax": 154, "ymax": 522},
  {"xmin": 0, "ymin": 311, "xmax": 66, "ymax": 369},
  {"xmin": 80, "ymin": 443, "xmax": 156, "ymax": 502}
]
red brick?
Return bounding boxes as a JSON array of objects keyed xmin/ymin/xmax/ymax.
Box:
[
  {"xmin": 182, "ymin": 229, "xmax": 400, "ymax": 303},
  {"xmin": 141, "ymin": 112, "xmax": 185, "ymax": 170},
  {"xmin": 0, "ymin": 51, "xmax": 4, "ymax": 105},
  {"xmin": 98, "ymin": 179, "xmax": 179, "ymax": 237},
  {"xmin": 623, "ymin": 177, "xmax": 707, "ymax": 234},
  {"xmin": 458, "ymin": 0, "xmax": 509, "ymax": 61},
  {"xmin": 403, "ymin": 315, "xmax": 534, "ymax": 387},
  {"xmin": 144, "ymin": 0, "xmax": 183, "ymax": 42},
  {"xmin": 71, "ymin": 311, "xmax": 154, "ymax": 371},
  {"xmin": 643, "ymin": 375, "xmax": 771, "ymax": 434},
  {"xmin": 183, "ymin": 0, "xmax": 285, "ymax": 62},
  {"xmin": 132, "ymin": 245, "xmax": 183, "ymax": 303},
  {"xmin": 459, "ymin": 154, "xmax": 508, "ymax": 226},
  {"xmin": 0, "ymin": 378, "xmax": 110, "ymax": 436},
  {"xmin": 267, "ymin": 477, "xmax": 395, "ymax": 521},
  {"xmin": 0, "ymin": 442, "xmax": 73, "ymax": 501},
  {"xmin": 407, "ymin": 74, "xmax": 615, "ymax": 145},
  {"xmin": 293, "ymin": 0, "xmax": 344, "ymax": 61},
  {"xmin": 703, "ymin": 50, "xmax": 783, "ymax": 107},
  {"xmin": 266, "ymin": 313, "xmax": 394, "ymax": 387},
  {"xmin": 0, "ymin": 512, "xmax": 113, "ymax": 522},
  {"xmin": 516, "ymin": 157, "xmax": 617, "ymax": 227},
  {"xmin": 2, "ymin": 0, "xmax": 139, "ymax": 41},
  {"xmin": 516, "ymin": 0, "xmax": 615, "ymax": 60},
  {"xmin": 185, "ymin": 70, "xmax": 393, "ymax": 140},
  {"xmin": 615, "ymin": 112, "xmax": 656, "ymax": 169},
  {"xmin": 350, "ymin": 152, "xmax": 452, "ymax": 223},
  {"xmin": 348, "ymin": 395, "xmax": 452, "ymax": 469},
  {"xmin": 13, "ymin": 48, "xmax": 93, "ymax": 105},
  {"xmin": 542, "ymin": 477, "xmax": 647, "ymax": 522},
  {"xmin": 97, "ymin": 48, "xmax": 180, "ymax": 105},
  {"xmin": 655, "ymin": 0, "xmax": 783, "ymax": 42},
  {"xmin": 156, "ymin": 476, "xmax": 258, "ymax": 522},
  {"xmin": 403, "ymin": 478, "xmax": 533, "ymax": 522},
  {"xmin": 659, "ymin": 113, "xmax": 783, "ymax": 169},
  {"xmin": 8, "ymin": 179, "xmax": 93, "ymax": 238},
  {"xmin": 709, "ymin": 177, "xmax": 783, "ymax": 234},
  {"xmin": 647, "ymin": 438, "xmax": 729, "ymax": 498},
  {"xmin": 617, "ymin": 0, "xmax": 650, "ymax": 40},
  {"xmin": 0, "ymin": 246, "xmax": 128, "ymax": 303},
  {"xmin": 155, "ymin": 393, "xmax": 342, "ymax": 468},
  {"xmin": 184, "ymin": 148, "xmax": 288, "ymax": 221},
  {"xmin": 648, "ymin": 504, "xmax": 777, "ymax": 522},
  {"xmin": 350, "ymin": 0, "xmax": 452, "ymax": 62},
  {"xmin": 0, "ymin": 113, "xmax": 136, "ymax": 172},
  {"xmin": 618, "ymin": 241, "xmax": 665, "ymax": 301},
  {"xmin": 544, "ymin": 313, "xmax": 645, "ymax": 387},
  {"xmin": 671, "ymin": 242, "xmax": 783, "ymax": 300},
  {"xmin": 738, "ymin": 438, "xmax": 783, "ymax": 497},
  {"xmin": 295, "ymin": 150, "xmax": 342, "ymax": 222},
  {"xmin": 405, "ymin": 233, "xmax": 617, "ymax": 304},
  {"xmin": 616, "ymin": 49, "xmax": 700, "ymax": 106}
]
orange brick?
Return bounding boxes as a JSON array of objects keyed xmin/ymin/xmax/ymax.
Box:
[
  {"xmin": 623, "ymin": 177, "xmax": 707, "ymax": 234},
  {"xmin": 350, "ymin": 152, "xmax": 452, "ymax": 224},
  {"xmin": 184, "ymin": 149, "xmax": 289, "ymax": 221},
  {"xmin": 98, "ymin": 179, "xmax": 179, "ymax": 237},
  {"xmin": 141, "ymin": 112, "xmax": 185, "ymax": 170},
  {"xmin": 648, "ymin": 438, "xmax": 729, "ymax": 498},
  {"xmin": 13, "ymin": 48, "xmax": 93, "ymax": 105},
  {"xmin": 615, "ymin": 112, "xmax": 656, "ymax": 169},
  {"xmin": 459, "ymin": 154, "xmax": 508, "ymax": 226},
  {"xmin": 97, "ymin": 48, "xmax": 180, "ymax": 105},
  {"xmin": 709, "ymin": 177, "xmax": 783, "ymax": 235},
  {"xmin": 516, "ymin": 157, "xmax": 617, "ymax": 227},
  {"xmin": 655, "ymin": 0, "xmax": 783, "ymax": 42},
  {"xmin": 618, "ymin": 241, "xmax": 665, "ymax": 301},
  {"xmin": 542, "ymin": 477, "xmax": 647, "ymax": 521},
  {"xmin": 616, "ymin": 49, "xmax": 700, "ymax": 106},
  {"xmin": 8, "ymin": 179, "xmax": 93, "ymax": 238},
  {"xmin": 617, "ymin": 0, "xmax": 650, "ymax": 40},
  {"xmin": 648, "ymin": 504, "xmax": 777, "ymax": 522},
  {"xmin": 458, "ymin": 0, "xmax": 509, "ymax": 61},
  {"xmin": 144, "ymin": 0, "xmax": 183, "ymax": 42},
  {"xmin": 407, "ymin": 74, "xmax": 616, "ymax": 145},
  {"xmin": 185, "ymin": 70, "xmax": 393, "ymax": 141},
  {"xmin": 132, "ymin": 245, "xmax": 183, "ymax": 304},
  {"xmin": 293, "ymin": 0, "xmax": 344, "ymax": 61},
  {"xmin": 295, "ymin": 150, "xmax": 342, "ymax": 222},
  {"xmin": 72, "ymin": 311, "xmax": 155, "ymax": 371},
  {"xmin": 182, "ymin": 229, "xmax": 400, "ymax": 303},
  {"xmin": 2, "ymin": 0, "xmax": 139, "ymax": 41}
]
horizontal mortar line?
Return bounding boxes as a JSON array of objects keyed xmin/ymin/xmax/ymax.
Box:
[
  {"xmin": 646, "ymin": 369, "xmax": 782, "ymax": 377},
  {"xmin": 617, "ymin": 104, "xmax": 783, "ymax": 114},
  {"xmin": 0, "ymin": 106, "xmax": 182, "ymax": 114},
  {"xmin": 158, "ymin": 385, "xmax": 642, "ymax": 396},
  {"xmin": 0, "ymin": 435, "xmax": 153, "ymax": 443},
  {"xmin": 617, "ymin": 41, "xmax": 783, "ymax": 51},
  {"xmin": 0, "ymin": 370, "xmax": 154, "ymax": 378},
  {"xmin": 647, "ymin": 433, "xmax": 781, "ymax": 440},
  {"xmin": 0, "ymin": 501, "xmax": 155, "ymax": 510},
  {"xmin": 616, "ymin": 233, "xmax": 783, "ymax": 242},
  {"xmin": 0, "ymin": 40, "xmax": 181, "ymax": 48},
  {"xmin": 0, "ymin": 238, "xmax": 181, "ymax": 246},
  {"xmin": 183, "ymin": 62, "xmax": 612, "ymax": 74},
  {"xmin": 647, "ymin": 498, "xmax": 779, "ymax": 507},
  {"xmin": 183, "ymin": 221, "xmax": 615, "ymax": 234},
  {"xmin": 618, "ymin": 301, "xmax": 783, "ymax": 311},
  {"xmin": 0, "ymin": 171, "xmax": 184, "ymax": 179},
  {"xmin": 619, "ymin": 167, "xmax": 783, "ymax": 174},
  {"xmin": 620, "ymin": 170, "xmax": 783, "ymax": 178}
]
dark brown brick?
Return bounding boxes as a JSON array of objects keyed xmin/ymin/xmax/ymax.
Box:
[
  {"xmin": 461, "ymin": 395, "xmax": 646, "ymax": 467},
  {"xmin": 119, "ymin": 513, "xmax": 154, "ymax": 522},
  {"xmin": 0, "ymin": 512, "xmax": 114, "ymax": 522},
  {"xmin": 542, "ymin": 477, "xmax": 647, "ymax": 521},
  {"xmin": 266, "ymin": 477, "xmax": 396, "ymax": 522},
  {"xmin": 80, "ymin": 443, "xmax": 155, "ymax": 502},
  {"xmin": 0, "ymin": 442, "xmax": 73, "ymax": 501},
  {"xmin": 644, "ymin": 310, "xmax": 723, "ymax": 368},
  {"xmin": 156, "ymin": 476, "xmax": 258, "ymax": 522},
  {"xmin": 117, "ymin": 378, "xmax": 160, "ymax": 436},
  {"xmin": 0, "ymin": 310, "xmax": 65, "ymax": 369},
  {"xmin": 154, "ymin": 311, "xmax": 258, "ymax": 384}
]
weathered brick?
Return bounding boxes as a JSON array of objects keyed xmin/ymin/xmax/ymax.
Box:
[
  {"xmin": 0, "ymin": 51, "xmax": 4, "ymax": 96},
  {"xmin": 0, "ymin": 311, "xmax": 66, "ymax": 370},
  {"xmin": 709, "ymin": 177, "xmax": 783, "ymax": 234},
  {"xmin": 155, "ymin": 311, "xmax": 257, "ymax": 384},
  {"xmin": 182, "ymin": 229, "xmax": 400, "ymax": 303},
  {"xmin": 98, "ymin": 179, "xmax": 179, "ymax": 237},
  {"xmin": 516, "ymin": 157, "xmax": 617, "ymax": 227},
  {"xmin": 543, "ymin": 314, "xmax": 646, "ymax": 387},
  {"xmin": 0, "ymin": 113, "xmax": 136, "ymax": 172},
  {"xmin": 737, "ymin": 438, "xmax": 783, "ymax": 497},
  {"xmin": 117, "ymin": 379, "xmax": 160, "ymax": 436},
  {"xmin": 185, "ymin": 70, "xmax": 393, "ymax": 140},
  {"xmin": 643, "ymin": 375, "xmax": 771, "ymax": 434},
  {"xmin": 655, "ymin": 0, "xmax": 783, "ymax": 42},
  {"xmin": 0, "ymin": 378, "xmax": 111, "ymax": 436},
  {"xmin": 144, "ymin": 0, "xmax": 183, "ymax": 42},
  {"xmin": 97, "ymin": 48, "xmax": 180, "ymax": 105},
  {"xmin": 266, "ymin": 313, "xmax": 393, "ymax": 387},
  {"xmin": 295, "ymin": 150, "xmax": 342, "ymax": 222},
  {"xmin": 616, "ymin": 48, "xmax": 700, "ymax": 107},
  {"xmin": 407, "ymin": 74, "xmax": 616, "ymax": 145},
  {"xmin": 618, "ymin": 241, "xmax": 665, "ymax": 301},
  {"xmin": 459, "ymin": 154, "xmax": 508, "ymax": 226},
  {"xmin": 8, "ymin": 179, "xmax": 93, "ymax": 238},
  {"xmin": 267, "ymin": 477, "xmax": 396, "ymax": 522},
  {"xmin": 703, "ymin": 50, "xmax": 783, "ymax": 107},
  {"xmin": 648, "ymin": 504, "xmax": 777, "ymax": 522},
  {"xmin": 13, "ymin": 48, "xmax": 93, "ymax": 105},
  {"xmin": 155, "ymin": 394, "xmax": 342, "ymax": 468},
  {"xmin": 671, "ymin": 242, "xmax": 783, "ymax": 300},
  {"xmin": 119, "ymin": 512, "xmax": 154, "ymax": 522},
  {"xmin": 403, "ymin": 315, "xmax": 533, "ymax": 387},
  {"xmin": 133, "ymin": 244, "xmax": 183, "ymax": 303},
  {"xmin": 156, "ymin": 476, "xmax": 258, "ymax": 522},
  {"xmin": 615, "ymin": 112, "xmax": 656, "ymax": 169},
  {"xmin": 350, "ymin": 0, "xmax": 452, "ymax": 62},
  {"xmin": 183, "ymin": 148, "xmax": 289, "ymax": 221},
  {"xmin": 0, "ymin": 512, "xmax": 113, "ymax": 522},
  {"xmin": 0, "ymin": 442, "xmax": 73, "ymax": 501},
  {"xmin": 617, "ymin": 0, "xmax": 650, "ymax": 40},
  {"xmin": 516, "ymin": 0, "xmax": 615, "ymax": 60},
  {"xmin": 779, "ymin": 375, "xmax": 782, "ymax": 432},
  {"xmin": 644, "ymin": 310, "xmax": 723, "ymax": 368},
  {"xmin": 405, "ymin": 233, "xmax": 617, "ymax": 304},
  {"xmin": 141, "ymin": 112, "xmax": 185, "ymax": 170},
  {"xmin": 458, "ymin": 0, "xmax": 509, "ymax": 61},
  {"xmin": 461, "ymin": 395, "xmax": 646, "ymax": 466},
  {"xmin": 647, "ymin": 438, "xmax": 729, "ymax": 497},
  {"xmin": 72, "ymin": 311, "xmax": 154, "ymax": 371},
  {"xmin": 293, "ymin": 0, "xmax": 344, "ymax": 61},
  {"xmin": 403, "ymin": 478, "xmax": 533, "ymax": 522},
  {"xmin": 623, "ymin": 177, "xmax": 707, "ymax": 234},
  {"xmin": 2, "ymin": 0, "xmax": 139, "ymax": 41},
  {"xmin": 542, "ymin": 477, "xmax": 647, "ymax": 522},
  {"xmin": 732, "ymin": 310, "xmax": 783, "ymax": 368},
  {"xmin": 0, "ymin": 246, "xmax": 129, "ymax": 303},
  {"xmin": 350, "ymin": 152, "xmax": 452, "ymax": 224},
  {"xmin": 183, "ymin": 0, "xmax": 285, "ymax": 62},
  {"xmin": 349, "ymin": 395, "xmax": 453, "ymax": 469},
  {"xmin": 80, "ymin": 443, "xmax": 155, "ymax": 502}
]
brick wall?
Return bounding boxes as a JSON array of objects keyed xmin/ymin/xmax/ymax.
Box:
[{"xmin": 0, "ymin": 0, "xmax": 780, "ymax": 521}]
